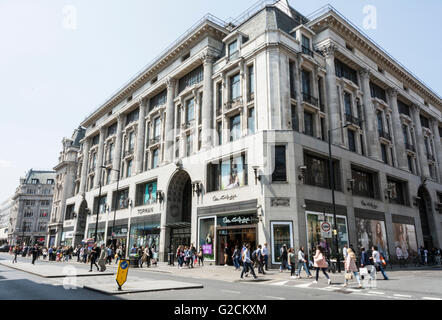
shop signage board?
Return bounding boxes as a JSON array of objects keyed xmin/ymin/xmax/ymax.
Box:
[
  {"xmin": 202, "ymin": 244, "xmax": 212, "ymax": 255},
  {"xmin": 321, "ymin": 221, "xmax": 332, "ymax": 238},
  {"xmin": 116, "ymin": 259, "xmax": 129, "ymax": 290},
  {"xmin": 217, "ymin": 214, "xmax": 258, "ymax": 227}
]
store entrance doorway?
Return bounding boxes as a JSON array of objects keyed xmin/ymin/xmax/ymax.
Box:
[{"xmin": 216, "ymin": 226, "xmax": 256, "ymax": 265}]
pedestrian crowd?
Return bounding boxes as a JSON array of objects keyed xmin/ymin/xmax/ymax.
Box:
[{"xmin": 128, "ymin": 244, "xmax": 158, "ymax": 268}]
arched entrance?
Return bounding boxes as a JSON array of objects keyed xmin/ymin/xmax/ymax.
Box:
[
  {"xmin": 165, "ymin": 170, "xmax": 192, "ymax": 254},
  {"xmin": 73, "ymin": 199, "xmax": 88, "ymax": 246},
  {"xmin": 417, "ymin": 186, "xmax": 435, "ymax": 249}
]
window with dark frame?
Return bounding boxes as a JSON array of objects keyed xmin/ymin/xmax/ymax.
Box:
[
  {"xmin": 351, "ymin": 166, "xmax": 378, "ymax": 199},
  {"xmin": 272, "ymin": 146, "xmax": 287, "ymax": 182},
  {"xmin": 387, "ymin": 177, "xmax": 407, "ymax": 205},
  {"xmin": 304, "ymin": 152, "xmax": 341, "ymax": 191}
]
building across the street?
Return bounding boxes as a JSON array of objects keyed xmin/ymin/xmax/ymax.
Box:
[
  {"xmin": 54, "ymin": 0, "xmax": 442, "ymax": 266},
  {"xmin": 0, "ymin": 198, "xmax": 13, "ymax": 245},
  {"xmin": 8, "ymin": 169, "xmax": 56, "ymax": 246}
]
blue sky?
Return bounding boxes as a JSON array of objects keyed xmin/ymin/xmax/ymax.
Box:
[{"xmin": 0, "ymin": 0, "xmax": 441, "ymax": 201}]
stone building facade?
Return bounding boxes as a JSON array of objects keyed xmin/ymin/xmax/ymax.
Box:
[
  {"xmin": 9, "ymin": 170, "xmax": 56, "ymax": 246},
  {"xmin": 0, "ymin": 198, "xmax": 13, "ymax": 245},
  {"xmin": 47, "ymin": 127, "xmax": 85, "ymax": 247},
  {"xmin": 60, "ymin": 1, "xmax": 442, "ymax": 265}
]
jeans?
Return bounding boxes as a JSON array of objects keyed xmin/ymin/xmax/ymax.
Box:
[
  {"xmin": 296, "ymin": 261, "xmax": 312, "ymax": 277},
  {"xmin": 263, "ymin": 255, "xmax": 269, "ymax": 271},
  {"xmin": 290, "ymin": 263, "xmax": 296, "ymax": 276},
  {"xmin": 241, "ymin": 262, "xmax": 256, "ymax": 278},
  {"xmin": 375, "ymin": 262, "xmax": 389, "ymax": 280},
  {"xmin": 315, "ymin": 268, "xmax": 330, "ymax": 281},
  {"xmin": 257, "ymin": 260, "xmax": 266, "ymax": 274},
  {"xmin": 233, "ymin": 256, "xmax": 240, "ymax": 269},
  {"xmin": 280, "ymin": 260, "xmax": 289, "ymax": 271}
]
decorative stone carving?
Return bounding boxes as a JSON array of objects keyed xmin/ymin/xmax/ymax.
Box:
[
  {"xmin": 387, "ymin": 87, "xmax": 398, "ymax": 99},
  {"xmin": 270, "ymin": 198, "xmax": 290, "ymax": 207},
  {"xmin": 319, "ymin": 43, "xmax": 336, "ymax": 58},
  {"xmin": 358, "ymin": 68, "xmax": 370, "ymax": 80},
  {"xmin": 166, "ymin": 77, "xmax": 176, "ymax": 88}
]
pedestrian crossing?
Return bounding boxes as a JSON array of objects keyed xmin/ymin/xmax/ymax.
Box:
[{"xmin": 258, "ymin": 278, "xmax": 441, "ymax": 300}]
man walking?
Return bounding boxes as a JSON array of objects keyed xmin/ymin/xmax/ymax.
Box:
[
  {"xmin": 31, "ymin": 244, "xmax": 39, "ymax": 265},
  {"xmin": 89, "ymin": 243, "xmax": 100, "ymax": 272},
  {"xmin": 371, "ymin": 246, "xmax": 388, "ymax": 280},
  {"xmin": 12, "ymin": 245, "xmax": 19, "ymax": 263},
  {"xmin": 241, "ymin": 244, "xmax": 257, "ymax": 279},
  {"xmin": 262, "ymin": 243, "xmax": 269, "ymax": 271}
]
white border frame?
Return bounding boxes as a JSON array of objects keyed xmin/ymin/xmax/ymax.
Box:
[{"xmin": 270, "ymin": 221, "xmax": 294, "ymax": 265}]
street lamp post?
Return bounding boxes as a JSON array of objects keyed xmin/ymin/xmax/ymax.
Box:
[
  {"xmin": 328, "ymin": 124, "xmax": 349, "ymax": 274},
  {"xmin": 110, "ymin": 168, "xmax": 120, "ymax": 251}
]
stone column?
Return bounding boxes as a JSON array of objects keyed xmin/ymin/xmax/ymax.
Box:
[
  {"xmin": 387, "ymin": 89, "xmax": 408, "ymax": 170},
  {"xmin": 411, "ymin": 105, "xmax": 430, "ymax": 178},
  {"xmin": 135, "ymin": 97, "xmax": 147, "ymax": 174},
  {"xmin": 164, "ymin": 77, "xmax": 176, "ymax": 163},
  {"xmin": 320, "ymin": 44, "xmax": 341, "ymax": 144},
  {"xmin": 79, "ymin": 138, "xmax": 90, "ymax": 194},
  {"xmin": 94, "ymin": 127, "xmax": 106, "ymax": 188},
  {"xmin": 359, "ymin": 68, "xmax": 380, "ymax": 160},
  {"xmin": 112, "ymin": 114, "xmax": 124, "ymax": 182},
  {"xmin": 431, "ymin": 119, "xmax": 442, "ymax": 182},
  {"xmin": 201, "ymin": 52, "xmax": 215, "ymax": 150},
  {"xmin": 295, "ymin": 54, "xmax": 304, "ymax": 133}
]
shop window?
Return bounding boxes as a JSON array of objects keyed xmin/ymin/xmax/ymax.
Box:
[
  {"xmin": 271, "ymin": 222, "xmax": 293, "ymax": 264},
  {"xmin": 207, "ymin": 153, "xmax": 247, "ymax": 192},
  {"xmin": 306, "ymin": 212, "xmax": 349, "ymax": 259},
  {"xmin": 112, "ymin": 188, "xmax": 129, "ymax": 210},
  {"xmin": 355, "ymin": 217, "xmax": 389, "ymax": 260},
  {"xmin": 129, "ymin": 222, "xmax": 160, "ymax": 253},
  {"xmin": 135, "ymin": 180, "xmax": 157, "ymax": 206},
  {"xmin": 198, "ymin": 217, "xmax": 215, "ymax": 261}
]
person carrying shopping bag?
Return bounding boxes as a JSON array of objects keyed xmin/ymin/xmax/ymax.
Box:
[
  {"xmin": 312, "ymin": 246, "xmax": 331, "ymax": 285},
  {"xmin": 344, "ymin": 248, "xmax": 362, "ymax": 288}
]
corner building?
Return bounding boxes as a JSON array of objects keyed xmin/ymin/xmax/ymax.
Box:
[{"xmin": 60, "ymin": 0, "xmax": 442, "ymax": 266}]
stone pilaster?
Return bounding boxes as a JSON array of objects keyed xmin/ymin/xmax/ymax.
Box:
[
  {"xmin": 431, "ymin": 119, "xmax": 442, "ymax": 182},
  {"xmin": 135, "ymin": 97, "xmax": 147, "ymax": 174},
  {"xmin": 201, "ymin": 52, "xmax": 215, "ymax": 150},
  {"xmin": 79, "ymin": 138, "xmax": 90, "ymax": 194},
  {"xmin": 359, "ymin": 68, "xmax": 380, "ymax": 160},
  {"xmin": 411, "ymin": 104, "xmax": 430, "ymax": 178},
  {"xmin": 320, "ymin": 44, "xmax": 341, "ymax": 144},
  {"xmin": 94, "ymin": 127, "xmax": 106, "ymax": 188},
  {"xmin": 164, "ymin": 77, "xmax": 176, "ymax": 163},
  {"xmin": 112, "ymin": 113, "xmax": 124, "ymax": 182},
  {"xmin": 387, "ymin": 88, "xmax": 408, "ymax": 170}
]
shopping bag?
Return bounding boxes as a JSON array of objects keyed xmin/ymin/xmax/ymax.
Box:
[
  {"xmin": 345, "ymin": 272, "xmax": 353, "ymax": 280},
  {"xmin": 359, "ymin": 267, "xmax": 368, "ymax": 276}
]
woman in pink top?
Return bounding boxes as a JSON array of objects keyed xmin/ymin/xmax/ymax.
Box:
[
  {"xmin": 313, "ymin": 246, "xmax": 331, "ymax": 285},
  {"xmin": 344, "ymin": 248, "xmax": 362, "ymax": 288}
]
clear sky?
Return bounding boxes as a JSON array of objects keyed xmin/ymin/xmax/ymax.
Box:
[{"xmin": 0, "ymin": 0, "xmax": 441, "ymax": 201}]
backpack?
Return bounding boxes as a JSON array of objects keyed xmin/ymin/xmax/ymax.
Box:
[{"xmin": 252, "ymin": 250, "xmax": 258, "ymax": 261}]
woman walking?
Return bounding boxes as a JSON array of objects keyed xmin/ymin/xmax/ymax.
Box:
[
  {"xmin": 288, "ymin": 248, "xmax": 297, "ymax": 278},
  {"xmin": 89, "ymin": 243, "xmax": 100, "ymax": 272},
  {"xmin": 344, "ymin": 248, "xmax": 362, "ymax": 288},
  {"xmin": 176, "ymin": 245, "xmax": 184, "ymax": 269},
  {"xmin": 98, "ymin": 244, "xmax": 107, "ymax": 272},
  {"xmin": 295, "ymin": 247, "xmax": 312, "ymax": 278},
  {"xmin": 312, "ymin": 246, "xmax": 331, "ymax": 285},
  {"xmin": 232, "ymin": 245, "xmax": 241, "ymax": 270},
  {"xmin": 279, "ymin": 244, "xmax": 288, "ymax": 273},
  {"xmin": 198, "ymin": 247, "xmax": 204, "ymax": 266}
]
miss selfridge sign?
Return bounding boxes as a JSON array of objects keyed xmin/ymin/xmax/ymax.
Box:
[{"xmin": 217, "ymin": 214, "xmax": 257, "ymax": 227}]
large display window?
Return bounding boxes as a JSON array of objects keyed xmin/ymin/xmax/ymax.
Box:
[
  {"xmin": 306, "ymin": 211, "xmax": 348, "ymax": 259},
  {"xmin": 392, "ymin": 222, "xmax": 417, "ymax": 259},
  {"xmin": 198, "ymin": 217, "xmax": 215, "ymax": 261},
  {"xmin": 271, "ymin": 221, "xmax": 293, "ymax": 264},
  {"xmin": 87, "ymin": 228, "xmax": 105, "ymax": 246},
  {"xmin": 129, "ymin": 222, "xmax": 160, "ymax": 253},
  {"xmin": 355, "ymin": 217, "xmax": 389, "ymax": 260}
]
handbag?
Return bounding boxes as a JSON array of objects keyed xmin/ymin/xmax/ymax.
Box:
[{"xmin": 345, "ymin": 272, "xmax": 353, "ymax": 280}]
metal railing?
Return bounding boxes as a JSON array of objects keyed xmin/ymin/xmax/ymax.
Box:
[
  {"xmin": 302, "ymin": 45, "xmax": 314, "ymax": 57},
  {"xmin": 123, "ymin": 148, "xmax": 134, "ymax": 158},
  {"xmin": 345, "ymin": 113, "xmax": 360, "ymax": 126},
  {"xmin": 378, "ymin": 130, "xmax": 391, "ymax": 141},
  {"xmin": 405, "ymin": 143, "xmax": 415, "ymax": 152},
  {"xmin": 302, "ymin": 93, "xmax": 319, "ymax": 107}
]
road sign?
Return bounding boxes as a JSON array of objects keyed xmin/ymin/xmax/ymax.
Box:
[
  {"xmin": 116, "ymin": 259, "xmax": 129, "ymax": 290},
  {"xmin": 321, "ymin": 221, "xmax": 332, "ymax": 239}
]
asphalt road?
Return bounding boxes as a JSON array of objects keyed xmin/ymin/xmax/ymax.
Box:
[{"xmin": 0, "ymin": 254, "xmax": 441, "ymax": 301}]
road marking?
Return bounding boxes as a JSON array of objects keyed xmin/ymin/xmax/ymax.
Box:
[
  {"xmin": 294, "ymin": 282, "xmax": 312, "ymax": 288},
  {"xmin": 368, "ymin": 291, "xmax": 385, "ymax": 295},
  {"xmin": 423, "ymin": 296, "xmax": 442, "ymax": 300},
  {"xmin": 393, "ymin": 294, "xmax": 412, "ymax": 298},
  {"xmin": 221, "ymin": 289, "xmax": 240, "ymax": 294},
  {"xmin": 264, "ymin": 296, "xmax": 286, "ymax": 300},
  {"xmin": 271, "ymin": 281, "xmax": 289, "ymax": 286}
]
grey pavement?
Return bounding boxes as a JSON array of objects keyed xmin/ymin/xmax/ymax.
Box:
[{"xmin": 1, "ymin": 252, "xmax": 441, "ymax": 300}]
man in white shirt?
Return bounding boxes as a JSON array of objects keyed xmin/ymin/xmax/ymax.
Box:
[
  {"xmin": 262, "ymin": 243, "xmax": 269, "ymax": 271},
  {"xmin": 240, "ymin": 244, "xmax": 257, "ymax": 279},
  {"xmin": 371, "ymin": 246, "xmax": 388, "ymax": 280}
]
